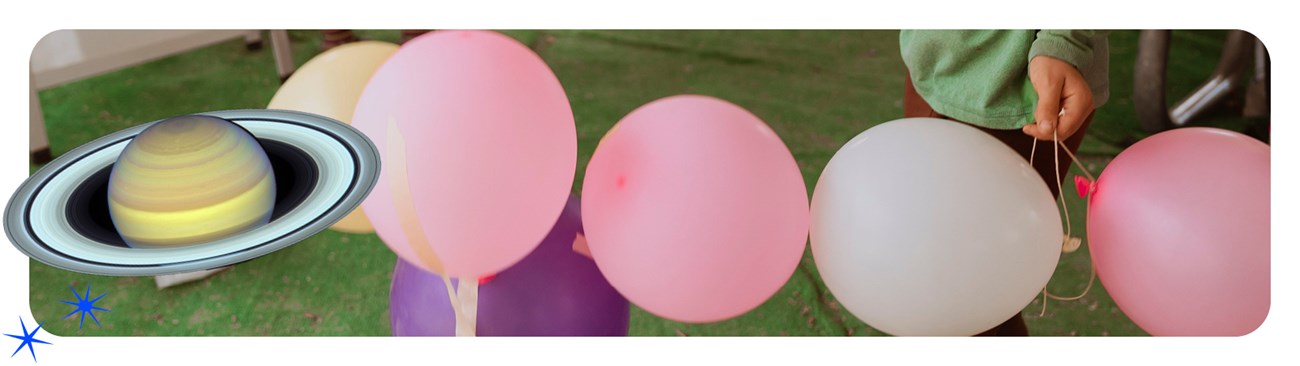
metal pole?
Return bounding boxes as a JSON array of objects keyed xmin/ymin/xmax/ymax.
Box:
[
  {"xmin": 269, "ymin": 30, "xmax": 295, "ymax": 83},
  {"xmin": 29, "ymin": 72, "xmax": 51, "ymax": 164}
]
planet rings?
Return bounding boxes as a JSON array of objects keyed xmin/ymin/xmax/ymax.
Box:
[{"xmin": 5, "ymin": 109, "xmax": 381, "ymax": 276}]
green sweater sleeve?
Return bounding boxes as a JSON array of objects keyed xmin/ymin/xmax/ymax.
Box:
[
  {"xmin": 901, "ymin": 30, "xmax": 1110, "ymax": 129},
  {"xmin": 1029, "ymin": 30, "xmax": 1106, "ymax": 68}
]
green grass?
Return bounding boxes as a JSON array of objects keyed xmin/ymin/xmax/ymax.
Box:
[{"xmin": 28, "ymin": 30, "xmax": 1265, "ymax": 336}]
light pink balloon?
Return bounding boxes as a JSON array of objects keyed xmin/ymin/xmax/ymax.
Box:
[
  {"xmin": 353, "ymin": 30, "xmax": 576, "ymax": 277},
  {"xmin": 1089, "ymin": 127, "xmax": 1269, "ymax": 336},
  {"xmin": 582, "ymin": 95, "xmax": 809, "ymax": 323}
]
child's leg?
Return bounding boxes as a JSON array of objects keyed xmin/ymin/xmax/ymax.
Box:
[{"xmin": 902, "ymin": 74, "xmax": 1094, "ymax": 335}]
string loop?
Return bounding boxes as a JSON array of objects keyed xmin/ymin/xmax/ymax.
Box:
[{"xmin": 1029, "ymin": 129, "xmax": 1100, "ymax": 316}]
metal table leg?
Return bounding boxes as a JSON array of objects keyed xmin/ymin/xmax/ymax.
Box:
[
  {"xmin": 29, "ymin": 73, "xmax": 51, "ymax": 165},
  {"xmin": 1133, "ymin": 30, "xmax": 1259, "ymax": 133},
  {"xmin": 270, "ymin": 30, "xmax": 295, "ymax": 83}
]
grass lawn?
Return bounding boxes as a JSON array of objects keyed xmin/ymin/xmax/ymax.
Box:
[{"xmin": 27, "ymin": 30, "xmax": 1266, "ymax": 336}]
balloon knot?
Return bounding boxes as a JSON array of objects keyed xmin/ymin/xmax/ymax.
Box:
[
  {"xmin": 1062, "ymin": 235, "xmax": 1082, "ymax": 253},
  {"xmin": 478, "ymin": 274, "xmax": 496, "ymax": 285},
  {"xmin": 1074, "ymin": 176, "xmax": 1093, "ymax": 198}
]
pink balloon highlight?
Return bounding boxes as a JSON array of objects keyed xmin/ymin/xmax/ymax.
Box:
[
  {"xmin": 353, "ymin": 30, "xmax": 577, "ymax": 277},
  {"xmin": 1088, "ymin": 127, "xmax": 1269, "ymax": 336},
  {"xmin": 582, "ymin": 95, "xmax": 809, "ymax": 323}
]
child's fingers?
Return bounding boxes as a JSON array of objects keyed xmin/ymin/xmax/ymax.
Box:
[
  {"xmin": 1022, "ymin": 123, "xmax": 1047, "ymax": 140},
  {"xmin": 1058, "ymin": 106, "xmax": 1087, "ymax": 139},
  {"xmin": 1058, "ymin": 82, "xmax": 1094, "ymax": 139},
  {"xmin": 1034, "ymin": 84, "xmax": 1062, "ymax": 122},
  {"xmin": 1030, "ymin": 82, "xmax": 1063, "ymax": 141},
  {"xmin": 1022, "ymin": 116, "xmax": 1057, "ymax": 141}
]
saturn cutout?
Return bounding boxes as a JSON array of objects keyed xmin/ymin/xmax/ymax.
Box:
[{"xmin": 5, "ymin": 109, "xmax": 381, "ymax": 276}]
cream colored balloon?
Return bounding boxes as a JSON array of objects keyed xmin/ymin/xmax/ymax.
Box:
[
  {"xmin": 810, "ymin": 118, "xmax": 1062, "ymax": 336},
  {"xmin": 268, "ymin": 41, "xmax": 399, "ymax": 234}
]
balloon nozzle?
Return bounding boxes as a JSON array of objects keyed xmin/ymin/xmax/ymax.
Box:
[{"xmin": 1074, "ymin": 176, "xmax": 1094, "ymax": 198}]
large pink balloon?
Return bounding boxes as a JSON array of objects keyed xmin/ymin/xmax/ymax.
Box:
[
  {"xmin": 353, "ymin": 30, "xmax": 577, "ymax": 277},
  {"xmin": 1089, "ymin": 127, "xmax": 1269, "ymax": 336},
  {"xmin": 582, "ymin": 95, "xmax": 809, "ymax": 323}
]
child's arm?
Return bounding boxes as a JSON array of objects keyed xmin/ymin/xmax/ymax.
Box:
[{"xmin": 1022, "ymin": 30, "xmax": 1105, "ymax": 141}]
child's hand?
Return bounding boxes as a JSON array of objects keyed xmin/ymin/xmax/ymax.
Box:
[{"xmin": 1024, "ymin": 55, "xmax": 1093, "ymax": 141}]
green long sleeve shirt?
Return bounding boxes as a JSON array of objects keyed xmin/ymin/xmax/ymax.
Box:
[{"xmin": 900, "ymin": 30, "xmax": 1110, "ymax": 129}]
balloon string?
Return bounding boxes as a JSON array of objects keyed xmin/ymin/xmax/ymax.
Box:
[
  {"xmin": 1046, "ymin": 131, "xmax": 1098, "ymax": 301},
  {"xmin": 440, "ymin": 274, "xmax": 471, "ymax": 336},
  {"xmin": 1053, "ymin": 131, "xmax": 1072, "ymax": 243},
  {"xmin": 455, "ymin": 278, "xmax": 479, "ymax": 336},
  {"xmin": 390, "ymin": 117, "xmax": 476, "ymax": 336},
  {"xmin": 1058, "ymin": 137, "xmax": 1097, "ymax": 182},
  {"xmin": 1029, "ymin": 136, "xmax": 1038, "ymax": 170},
  {"xmin": 1029, "ymin": 130, "xmax": 1101, "ymax": 316}
]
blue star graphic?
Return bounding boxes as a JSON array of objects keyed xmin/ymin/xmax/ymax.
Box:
[
  {"xmin": 60, "ymin": 283, "xmax": 110, "ymax": 329},
  {"xmin": 5, "ymin": 317, "xmax": 51, "ymax": 362}
]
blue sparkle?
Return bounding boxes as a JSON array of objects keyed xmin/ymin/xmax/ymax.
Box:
[
  {"xmin": 60, "ymin": 283, "xmax": 110, "ymax": 329},
  {"xmin": 5, "ymin": 317, "xmax": 51, "ymax": 362}
]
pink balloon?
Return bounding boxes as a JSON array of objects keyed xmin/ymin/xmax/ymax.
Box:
[
  {"xmin": 1089, "ymin": 127, "xmax": 1269, "ymax": 336},
  {"xmin": 353, "ymin": 30, "xmax": 577, "ymax": 277},
  {"xmin": 582, "ymin": 95, "xmax": 809, "ymax": 323}
]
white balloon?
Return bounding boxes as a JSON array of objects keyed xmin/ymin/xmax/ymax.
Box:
[{"xmin": 810, "ymin": 118, "xmax": 1062, "ymax": 336}]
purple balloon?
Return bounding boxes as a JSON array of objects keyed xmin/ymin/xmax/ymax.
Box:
[{"xmin": 390, "ymin": 195, "xmax": 630, "ymax": 336}]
